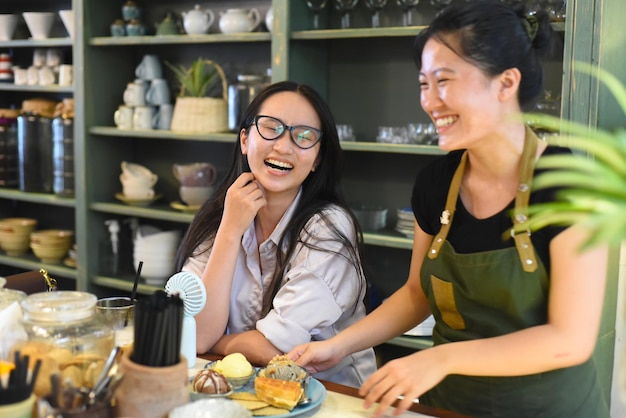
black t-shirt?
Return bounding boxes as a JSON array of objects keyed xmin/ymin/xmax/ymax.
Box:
[{"xmin": 411, "ymin": 146, "xmax": 571, "ymax": 272}]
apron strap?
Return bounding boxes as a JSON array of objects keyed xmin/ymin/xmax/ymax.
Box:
[
  {"xmin": 428, "ymin": 126, "xmax": 540, "ymax": 272},
  {"xmin": 510, "ymin": 127, "xmax": 539, "ymax": 272},
  {"xmin": 428, "ymin": 152, "xmax": 467, "ymax": 260}
]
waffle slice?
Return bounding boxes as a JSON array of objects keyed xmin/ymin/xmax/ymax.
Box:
[{"xmin": 254, "ymin": 376, "xmax": 304, "ymax": 411}]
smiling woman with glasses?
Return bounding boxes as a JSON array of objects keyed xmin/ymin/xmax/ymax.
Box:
[{"xmin": 175, "ymin": 80, "xmax": 376, "ymax": 388}]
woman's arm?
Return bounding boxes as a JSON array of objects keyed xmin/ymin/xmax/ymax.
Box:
[
  {"xmin": 211, "ymin": 330, "xmax": 282, "ymax": 366},
  {"xmin": 195, "ymin": 173, "xmax": 266, "ymax": 354},
  {"xmin": 360, "ymin": 224, "xmax": 609, "ymax": 417},
  {"xmin": 289, "ymin": 220, "xmax": 433, "ymax": 370}
]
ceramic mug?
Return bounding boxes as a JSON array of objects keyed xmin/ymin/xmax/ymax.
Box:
[
  {"xmin": 114, "ymin": 105, "xmax": 134, "ymax": 130},
  {"xmin": 32, "ymin": 48, "xmax": 46, "ymax": 67},
  {"xmin": 123, "ymin": 81, "xmax": 146, "ymax": 107},
  {"xmin": 153, "ymin": 104, "xmax": 173, "ymax": 130},
  {"xmin": 145, "ymin": 78, "xmax": 171, "ymax": 105},
  {"xmin": 135, "ymin": 54, "xmax": 162, "ymax": 80},
  {"xmin": 38, "ymin": 66, "xmax": 55, "ymax": 85},
  {"xmin": 120, "ymin": 173, "xmax": 157, "ymax": 189},
  {"xmin": 121, "ymin": 161, "xmax": 156, "ymax": 182},
  {"xmin": 46, "ymin": 48, "xmax": 62, "ymax": 67},
  {"xmin": 13, "ymin": 67, "xmax": 27, "ymax": 85},
  {"xmin": 132, "ymin": 105, "xmax": 155, "ymax": 130},
  {"xmin": 123, "ymin": 184, "xmax": 155, "ymax": 200},
  {"xmin": 58, "ymin": 64, "xmax": 73, "ymax": 86},
  {"xmin": 26, "ymin": 66, "xmax": 39, "ymax": 85}
]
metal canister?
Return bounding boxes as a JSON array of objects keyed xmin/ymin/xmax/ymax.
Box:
[
  {"xmin": 228, "ymin": 74, "xmax": 269, "ymax": 132},
  {"xmin": 17, "ymin": 112, "xmax": 53, "ymax": 193},
  {"xmin": 52, "ymin": 115, "xmax": 74, "ymax": 197},
  {"xmin": 0, "ymin": 109, "xmax": 19, "ymax": 188}
]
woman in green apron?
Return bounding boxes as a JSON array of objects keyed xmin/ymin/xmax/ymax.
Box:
[{"xmin": 288, "ymin": 1, "xmax": 609, "ymax": 417}]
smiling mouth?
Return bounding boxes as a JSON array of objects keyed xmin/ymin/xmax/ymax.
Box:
[{"xmin": 265, "ymin": 158, "xmax": 293, "ymax": 171}]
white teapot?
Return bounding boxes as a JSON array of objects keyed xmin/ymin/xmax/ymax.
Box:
[
  {"xmin": 219, "ymin": 8, "xmax": 261, "ymax": 34},
  {"xmin": 182, "ymin": 4, "xmax": 215, "ymax": 35}
]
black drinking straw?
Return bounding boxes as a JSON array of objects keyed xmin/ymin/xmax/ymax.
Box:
[{"xmin": 126, "ymin": 261, "xmax": 143, "ymax": 327}]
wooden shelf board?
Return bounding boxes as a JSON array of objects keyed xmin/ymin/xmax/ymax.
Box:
[
  {"xmin": 0, "ymin": 84, "xmax": 74, "ymax": 93},
  {"xmin": 363, "ymin": 231, "xmax": 413, "ymax": 249},
  {"xmin": 292, "ymin": 27, "xmax": 426, "ymax": 40},
  {"xmin": 385, "ymin": 335, "xmax": 433, "ymax": 350},
  {"xmin": 0, "ymin": 253, "xmax": 77, "ymax": 279},
  {"xmin": 92, "ymin": 275, "xmax": 163, "ymax": 295},
  {"xmin": 341, "ymin": 141, "xmax": 445, "ymax": 155},
  {"xmin": 90, "ymin": 201, "xmax": 195, "ymax": 223},
  {"xmin": 90, "ymin": 33, "xmax": 271, "ymax": 46},
  {"xmin": 0, "ymin": 189, "xmax": 76, "ymax": 207},
  {"xmin": 0, "ymin": 38, "xmax": 73, "ymax": 48},
  {"xmin": 90, "ymin": 126, "xmax": 237, "ymax": 143}
]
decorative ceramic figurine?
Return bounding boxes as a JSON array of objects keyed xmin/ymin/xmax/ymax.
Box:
[
  {"xmin": 182, "ymin": 5, "xmax": 215, "ymax": 35},
  {"xmin": 122, "ymin": 0, "xmax": 142, "ymax": 21},
  {"xmin": 111, "ymin": 19, "xmax": 126, "ymax": 36},
  {"xmin": 218, "ymin": 8, "xmax": 261, "ymax": 34},
  {"xmin": 126, "ymin": 19, "xmax": 146, "ymax": 36}
]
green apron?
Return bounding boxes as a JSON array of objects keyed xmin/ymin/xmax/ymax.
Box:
[{"xmin": 419, "ymin": 129, "xmax": 609, "ymax": 417}]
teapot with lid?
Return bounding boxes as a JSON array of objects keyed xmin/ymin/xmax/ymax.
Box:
[
  {"xmin": 156, "ymin": 12, "xmax": 180, "ymax": 36},
  {"xmin": 182, "ymin": 5, "xmax": 215, "ymax": 35},
  {"xmin": 219, "ymin": 8, "xmax": 261, "ymax": 34}
]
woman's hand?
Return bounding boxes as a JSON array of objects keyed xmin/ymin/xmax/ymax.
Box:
[
  {"xmin": 359, "ymin": 349, "xmax": 448, "ymax": 418},
  {"xmin": 221, "ymin": 172, "xmax": 266, "ymax": 236},
  {"xmin": 287, "ymin": 340, "xmax": 344, "ymax": 374}
]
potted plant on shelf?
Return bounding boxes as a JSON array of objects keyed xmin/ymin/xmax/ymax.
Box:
[{"xmin": 166, "ymin": 58, "xmax": 228, "ymax": 133}]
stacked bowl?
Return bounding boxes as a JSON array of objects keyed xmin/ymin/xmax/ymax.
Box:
[
  {"xmin": 0, "ymin": 14, "xmax": 20, "ymax": 41},
  {"xmin": 133, "ymin": 225, "xmax": 180, "ymax": 285},
  {"xmin": 22, "ymin": 12, "xmax": 56, "ymax": 40},
  {"xmin": 30, "ymin": 229, "xmax": 74, "ymax": 263},
  {"xmin": 0, "ymin": 218, "xmax": 38, "ymax": 256}
]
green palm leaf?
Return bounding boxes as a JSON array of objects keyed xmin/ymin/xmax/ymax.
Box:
[{"xmin": 517, "ymin": 64, "xmax": 626, "ymax": 249}]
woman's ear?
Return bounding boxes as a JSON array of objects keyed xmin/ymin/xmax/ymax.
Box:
[
  {"xmin": 240, "ymin": 128, "xmax": 249, "ymax": 154},
  {"xmin": 498, "ymin": 68, "xmax": 522, "ymax": 102}
]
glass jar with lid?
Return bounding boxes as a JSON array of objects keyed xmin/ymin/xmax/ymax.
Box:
[
  {"xmin": 0, "ymin": 287, "xmax": 27, "ymax": 361},
  {"xmin": 17, "ymin": 291, "xmax": 114, "ymax": 397}
]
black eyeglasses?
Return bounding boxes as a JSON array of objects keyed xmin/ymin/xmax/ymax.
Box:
[{"xmin": 252, "ymin": 115, "xmax": 323, "ymax": 150}]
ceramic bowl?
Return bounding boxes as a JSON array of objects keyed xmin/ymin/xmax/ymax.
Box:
[
  {"xmin": 0, "ymin": 235, "xmax": 31, "ymax": 256},
  {"xmin": 0, "ymin": 218, "xmax": 38, "ymax": 236},
  {"xmin": 0, "ymin": 14, "xmax": 20, "ymax": 41},
  {"xmin": 179, "ymin": 186, "xmax": 214, "ymax": 207},
  {"xmin": 58, "ymin": 10, "xmax": 74, "ymax": 38},
  {"xmin": 31, "ymin": 242, "xmax": 70, "ymax": 263},
  {"xmin": 30, "ymin": 229, "xmax": 74, "ymax": 246},
  {"xmin": 169, "ymin": 398, "xmax": 251, "ymax": 418},
  {"xmin": 22, "ymin": 12, "xmax": 56, "ymax": 40},
  {"xmin": 133, "ymin": 258, "xmax": 175, "ymax": 282},
  {"xmin": 352, "ymin": 206, "xmax": 388, "ymax": 232},
  {"xmin": 205, "ymin": 361, "xmax": 255, "ymax": 389}
]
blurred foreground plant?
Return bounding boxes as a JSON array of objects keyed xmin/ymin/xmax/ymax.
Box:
[{"xmin": 518, "ymin": 62, "xmax": 626, "ymax": 250}]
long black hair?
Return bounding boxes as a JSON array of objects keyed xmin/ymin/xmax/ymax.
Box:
[
  {"xmin": 413, "ymin": 0, "xmax": 553, "ymax": 109},
  {"xmin": 175, "ymin": 81, "xmax": 365, "ymax": 316}
]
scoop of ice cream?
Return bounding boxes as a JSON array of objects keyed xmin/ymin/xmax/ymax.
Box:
[
  {"xmin": 192, "ymin": 369, "xmax": 232, "ymax": 394},
  {"xmin": 259, "ymin": 354, "xmax": 307, "ymax": 382},
  {"xmin": 213, "ymin": 353, "xmax": 253, "ymax": 378}
]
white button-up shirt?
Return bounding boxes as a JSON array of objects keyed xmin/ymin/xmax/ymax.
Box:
[{"xmin": 183, "ymin": 191, "xmax": 376, "ymax": 387}]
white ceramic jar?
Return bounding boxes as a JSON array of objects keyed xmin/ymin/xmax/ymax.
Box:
[{"xmin": 219, "ymin": 8, "xmax": 261, "ymax": 34}]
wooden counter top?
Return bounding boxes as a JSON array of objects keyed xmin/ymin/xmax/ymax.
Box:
[{"xmin": 196, "ymin": 353, "xmax": 470, "ymax": 418}]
